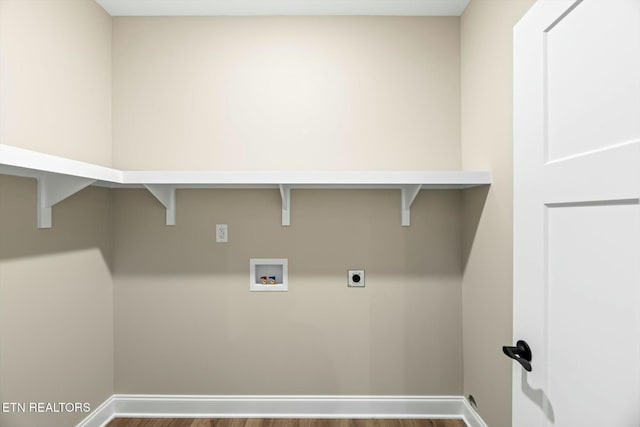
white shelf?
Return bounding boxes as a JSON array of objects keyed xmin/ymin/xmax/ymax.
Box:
[
  {"xmin": 0, "ymin": 144, "xmax": 122, "ymax": 183},
  {"xmin": 0, "ymin": 144, "xmax": 491, "ymax": 228},
  {"xmin": 125, "ymin": 170, "xmax": 490, "ymax": 187}
]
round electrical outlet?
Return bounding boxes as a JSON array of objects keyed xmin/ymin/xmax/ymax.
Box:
[{"xmin": 348, "ymin": 269, "xmax": 365, "ymax": 287}]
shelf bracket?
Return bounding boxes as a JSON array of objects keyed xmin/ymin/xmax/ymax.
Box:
[
  {"xmin": 144, "ymin": 184, "xmax": 176, "ymax": 225},
  {"xmin": 279, "ymin": 184, "xmax": 291, "ymax": 226},
  {"xmin": 37, "ymin": 173, "xmax": 96, "ymax": 228},
  {"xmin": 400, "ymin": 184, "xmax": 422, "ymax": 226}
]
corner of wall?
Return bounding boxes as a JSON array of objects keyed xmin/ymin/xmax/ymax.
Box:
[{"xmin": 459, "ymin": 0, "xmax": 536, "ymax": 425}]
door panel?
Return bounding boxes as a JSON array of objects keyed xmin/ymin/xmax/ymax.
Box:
[
  {"xmin": 543, "ymin": 143, "xmax": 639, "ymax": 204},
  {"xmin": 547, "ymin": 202, "xmax": 640, "ymax": 426},
  {"xmin": 546, "ymin": 0, "xmax": 640, "ymax": 161},
  {"xmin": 514, "ymin": 1, "xmax": 640, "ymax": 426}
]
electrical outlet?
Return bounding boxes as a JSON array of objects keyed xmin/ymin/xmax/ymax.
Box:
[
  {"xmin": 348, "ymin": 269, "xmax": 365, "ymax": 287},
  {"xmin": 216, "ymin": 224, "xmax": 228, "ymax": 243}
]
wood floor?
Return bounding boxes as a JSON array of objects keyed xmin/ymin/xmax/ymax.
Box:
[{"xmin": 106, "ymin": 418, "xmax": 467, "ymax": 427}]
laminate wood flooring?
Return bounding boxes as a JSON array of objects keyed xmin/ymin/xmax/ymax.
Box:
[{"xmin": 106, "ymin": 418, "xmax": 467, "ymax": 427}]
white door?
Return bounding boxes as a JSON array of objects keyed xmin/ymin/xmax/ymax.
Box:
[{"xmin": 513, "ymin": 1, "xmax": 640, "ymax": 426}]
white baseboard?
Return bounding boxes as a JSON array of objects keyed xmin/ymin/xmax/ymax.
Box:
[
  {"xmin": 460, "ymin": 399, "xmax": 487, "ymax": 427},
  {"xmin": 76, "ymin": 395, "xmax": 487, "ymax": 427},
  {"xmin": 76, "ymin": 396, "xmax": 114, "ymax": 427}
]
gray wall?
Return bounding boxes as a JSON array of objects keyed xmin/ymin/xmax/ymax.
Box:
[
  {"xmin": 460, "ymin": 1, "xmax": 535, "ymax": 426},
  {"xmin": 0, "ymin": 1, "xmax": 114, "ymax": 426},
  {"xmin": 109, "ymin": 14, "xmax": 465, "ymax": 399},
  {"xmin": 112, "ymin": 16, "xmax": 461, "ymax": 171},
  {"xmin": 113, "ymin": 188, "xmax": 463, "ymax": 395},
  {"xmin": 0, "ymin": 0, "xmax": 112, "ymax": 166},
  {"xmin": 0, "ymin": 176, "xmax": 114, "ymax": 427}
]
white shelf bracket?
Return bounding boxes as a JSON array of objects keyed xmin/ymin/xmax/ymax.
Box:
[
  {"xmin": 400, "ymin": 184, "xmax": 422, "ymax": 226},
  {"xmin": 279, "ymin": 184, "xmax": 291, "ymax": 226},
  {"xmin": 37, "ymin": 173, "xmax": 96, "ymax": 228},
  {"xmin": 144, "ymin": 184, "xmax": 176, "ymax": 225}
]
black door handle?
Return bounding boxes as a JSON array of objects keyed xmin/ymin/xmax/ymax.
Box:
[{"xmin": 503, "ymin": 340, "xmax": 532, "ymax": 372}]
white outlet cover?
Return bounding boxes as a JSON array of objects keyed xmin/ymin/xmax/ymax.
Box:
[
  {"xmin": 216, "ymin": 224, "xmax": 228, "ymax": 242},
  {"xmin": 348, "ymin": 269, "xmax": 365, "ymax": 287}
]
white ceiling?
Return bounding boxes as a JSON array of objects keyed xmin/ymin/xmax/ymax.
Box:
[{"xmin": 95, "ymin": 0, "xmax": 471, "ymax": 16}]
